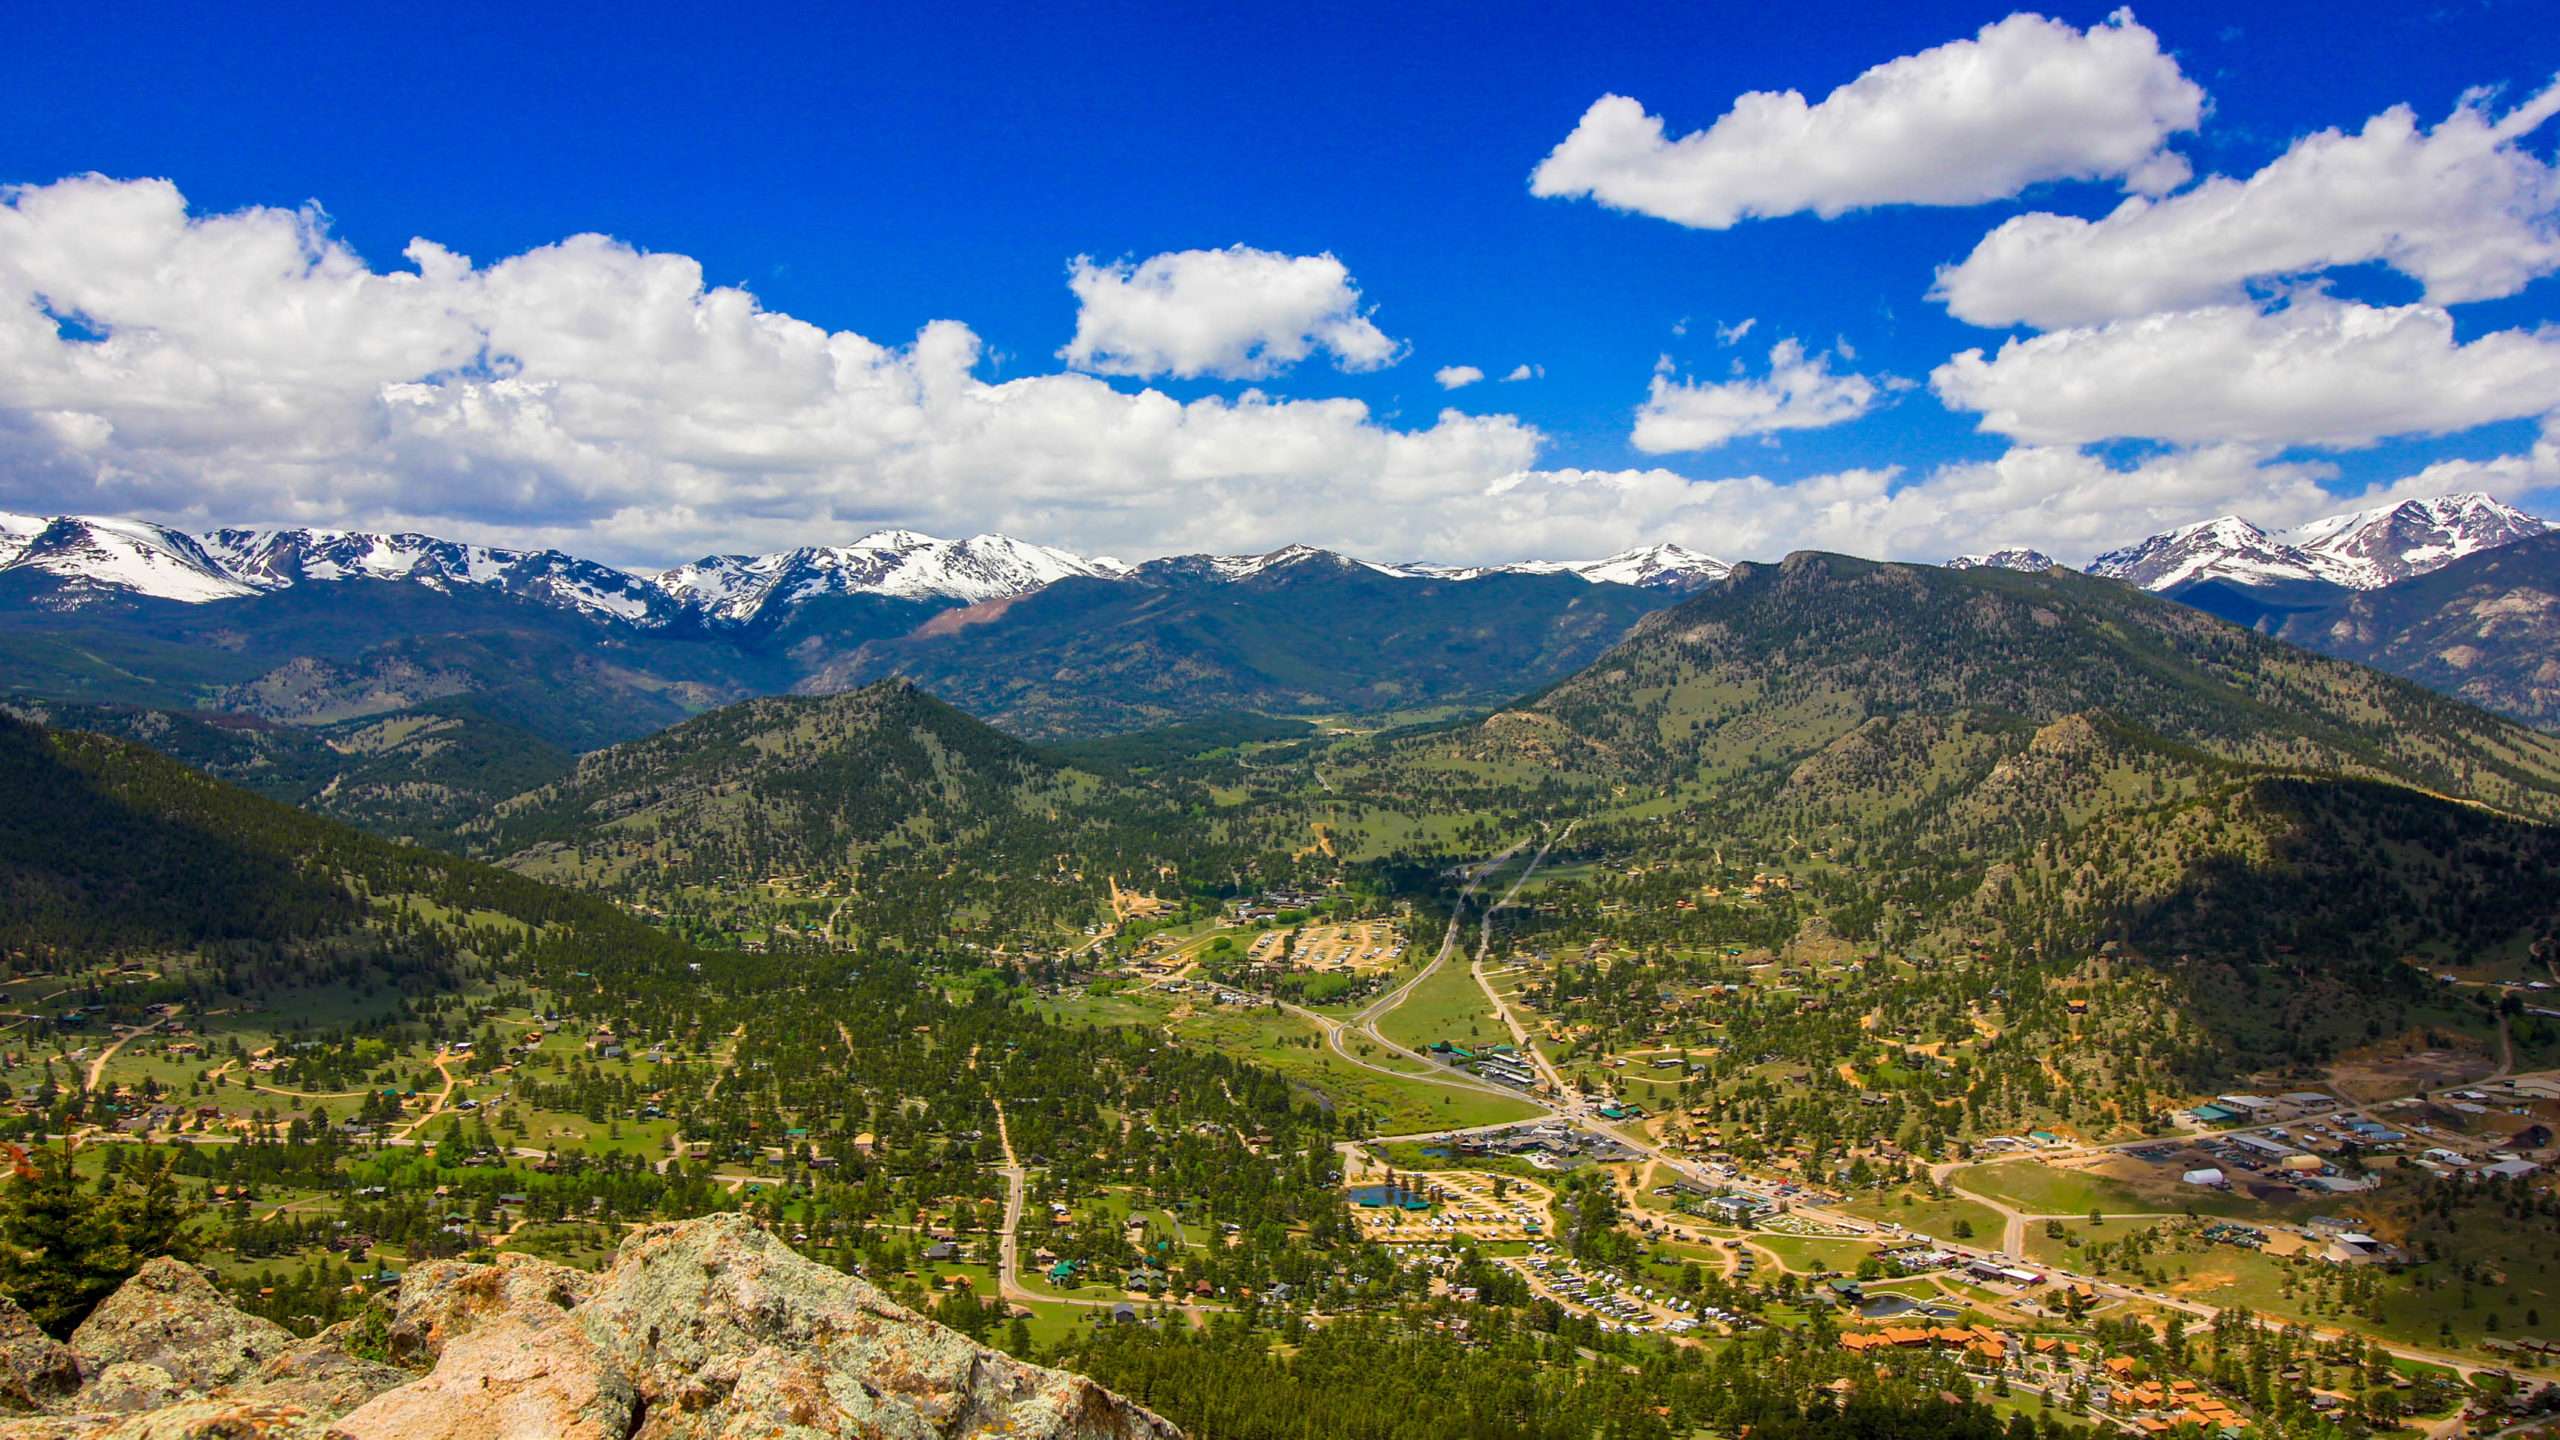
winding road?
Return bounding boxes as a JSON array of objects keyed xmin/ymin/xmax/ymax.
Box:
[
  {"xmin": 1268, "ymin": 833, "xmax": 1555, "ymax": 1101},
  {"xmin": 1313, "ymin": 833, "xmax": 2515, "ymax": 1385}
]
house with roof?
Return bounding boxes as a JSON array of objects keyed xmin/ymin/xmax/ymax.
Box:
[{"xmin": 2323, "ymin": 1232, "xmax": 2404, "ymax": 1266}]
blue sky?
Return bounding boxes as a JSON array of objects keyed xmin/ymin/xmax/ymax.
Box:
[{"xmin": 2, "ymin": 0, "xmax": 2556, "ymax": 567}]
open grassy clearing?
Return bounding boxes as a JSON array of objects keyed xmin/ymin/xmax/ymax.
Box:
[
  {"xmin": 2028, "ymin": 1215, "xmax": 2560, "ymax": 1363},
  {"xmin": 1373, "ymin": 951, "xmax": 1506, "ymax": 1054},
  {"xmin": 1835, "ymin": 1186, "xmax": 2008, "ymax": 1245},
  {"xmin": 1049, "ymin": 986, "xmax": 1541, "ymax": 1133},
  {"xmin": 1743, "ymin": 1232, "xmax": 1882, "ymax": 1274},
  {"xmin": 1952, "ymin": 1159, "xmax": 2312, "ymax": 1223}
]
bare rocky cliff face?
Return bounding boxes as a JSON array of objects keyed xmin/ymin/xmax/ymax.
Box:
[{"xmin": 0, "ymin": 1213, "xmax": 1180, "ymax": 1440}]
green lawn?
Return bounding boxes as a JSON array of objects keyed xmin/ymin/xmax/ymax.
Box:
[
  {"xmin": 2015, "ymin": 1208, "xmax": 2560, "ymax": 1366},
  {"xmin": 1058, "ymin": 989, "xmax": 1541, "ymax": 1133},
  {"xmin": 1836, "ymin": 1187, "xmax": 2007, "ymax": 1246},
  {"xmin": 1948, "ymin": 1162, "xmax": 2157, "ymax": 1217},
  {"xmin": 1949, "ymin": 1160, "xmax": 2298, "ymax": 1222},
  {"xmin": 1745, "ymin": 1232, "xmax": 1883, "ymax": 1275},
  {"xmin": 1373, "ymin": 957, "xmax": 1504, "ymax": 1054}
]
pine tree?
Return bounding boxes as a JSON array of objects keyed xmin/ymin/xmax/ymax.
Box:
[
  {"xmin": 104, "ymin": 1151, "xmax": 196, "ymax": 1266},
  {"xmin": 0, "ymin": 1145, "xmax": 129, "ymax": 1335}
]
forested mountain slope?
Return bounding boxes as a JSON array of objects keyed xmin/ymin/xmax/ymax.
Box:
[
  {"xmin": 1499, "ymin": 551, "xmax": 2560, "ymax": 817},
  {"xmin": 0, "ymin": 714, "xmax": 703, "ymax": 997},
  {"xmin": 477, "ymin": 680, "xmax": 1271, "ymax": 950},
  {"xmin": 2267, "ymin": 529, "xmax": 2560, "ymax": 731},
  {"xmin": 802, "ymin": 553, "xmax": 1675, "ymax": 737},
  {"xmin": 0, "ymin": 699, "xmax": 569, "ymax": 845},
  {"xmin": 0, "ymin": 576, "xmax": 762, "ymax": 751},
  {"xmin": 1366, "ymin": 555, "xmax": 2560, "ymax": 1059}
]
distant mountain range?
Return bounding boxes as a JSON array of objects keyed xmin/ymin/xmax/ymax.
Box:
[
  {"xmin": 1380, "ymin": 541, "xmax": 1732, "ymax": 589},
  {"xmin": 1947, "ymin": 493, "xmax": 2551, "ymax": 597},
  {"xmin": 810, "ymin": 547, "xmax": 1675, "ymax": 735},
  {"xmin": 656, "ymin": 530, "xmax": 1130, "ymax": 622},
  {"xmin": 0, "ymin": 523, "xmax": 1703, "ymax": 744},
  {"xmin": 2, "ymin": 492, "xmax": 2551, "ymax": 745},
  {"xmin": 0, "ymin": 512, "xmax": 1732, "ymax": 624},
  {"xmin": 6, "ymin": 493, "xmax": 2537, "ymax": 631},
  {"xmin": 1947, "ymin": 547, "xmax": 2061, "ymax": 573}
]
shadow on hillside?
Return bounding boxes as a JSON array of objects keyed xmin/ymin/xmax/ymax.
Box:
[
  {"xmin": 2116, "ymin": 777, "xmax": 2559, "ymax": 1081},
  {"xmin": 0, "ymin": 717, "xmax": 362, "ymax": 960}
]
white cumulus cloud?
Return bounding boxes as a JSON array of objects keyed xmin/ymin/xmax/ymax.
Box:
[
  {"xmin": 6, "ymin": 176, "xmax": 2546, "ymax": 575},
  {"xmin": 1058, "ymin": 245, "xmax": 1401, "ymax": 380},
  {"xmin": 1938, "ymin": 79, "xmax": 2560, "ymax": 330},
  {"xmin": 1435, "ymin": 364, "xmax": 1485, "ymax": 389},
  {"xmin": 1931, "ymin": 295, "xmax": 2560, "ymax": 449},
  {"xmin": 1433, "ymin": 444, "xmax": 2345, "ymax": 569},
  {"xmin": 0, "ymin": 178, "xmax": 1525, "ymax": 565},
  {"xmin": 1530, "ymin": 10, "xmax": 2203, "ymax": 230},
  {"xmin": 2365, "ymin": 417, "xmax": 2560, "ymax": 509},
  {"xmin": 1632, "ymin": 340, "xmax": 1879, "ymax": 453}
]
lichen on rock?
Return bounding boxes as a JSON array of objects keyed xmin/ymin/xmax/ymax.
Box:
[
  {"xmin": 66, "ymin": 1259, "xmax": 292, "ymax": 1395},
  {"xmin": 0, "ymin": 1216, "xmax": 1179, "ymax": 1440}
]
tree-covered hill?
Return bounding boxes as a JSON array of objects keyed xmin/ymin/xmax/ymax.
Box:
[
  {"xmin": 0, "ymin": 714, "xmax": 707, "ymax": 996},
  {"xmin": 802, "ymin": 554, "xmax": 1675, "ymax": 737},
  {"xmin": 481, "ymin": 679, "xmax": 1056, "ymax": 859},
  {"xmin": 474, "ymin": 680, "xmax": 1274, "ymax": 951},
  {"xmin": 1372, "ymin": 554, "xmax": 2560, "ymax": 1052},
  {"xmin": 0, "ymin": 699, "xmax": 569, "ymax": 846},
  {"xmin": 0, "ymin": 576, "xmax": 761, "ymax": 752},
  {"xmin": 1500, "ymin": 551, "xmax": 2560, "ymax": 818}
]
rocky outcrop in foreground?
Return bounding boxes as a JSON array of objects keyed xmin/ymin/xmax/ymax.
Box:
[{"xmin": 0, "ymin": 1213, "xmax": 1180, "ymax": 1439}]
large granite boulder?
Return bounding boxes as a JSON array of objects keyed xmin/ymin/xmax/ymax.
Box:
[
  {"xmin": 381, "ymin": 1252, "xmax": 595, "ymax": 1366},
  {"xmin": 0, "ymin": 1396, "xmax": 336, "ymax": 1439},
  {"xmin": 240, "ymin": 1328, "xmax": 410, "ymax": 1417},
  {"xmin": 575, "ymin": 1212, "xmax": 1181, "ymax": 1439},
  {"xmin": 65, "ymin": 1260, "xmax": 292, "ymax": 1395},
  {"xmin": 328, "ymin": 1309, "xmax": 636, "ymax": 1440},
  {"xmin": 0, "ymin": 1218, "xmax": 1180, "ymax": 1440}
]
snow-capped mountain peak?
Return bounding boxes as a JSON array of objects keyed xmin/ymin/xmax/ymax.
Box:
[
  {"xmin": 2087, "ymin": 515, "xmax": 2332, "ymax": 592},
  {"xmin": 201, "ymin": 527, "xmax": 674, "ymax": 625},
  {"xmin": 657, "ymin": 530, "xmax": 1129, "ymax": 623},
  {"xmin": 1947, "ymin": 547, "xmax": 2061, "ymax": 573},
  {"xmin": 0, "ymin": 512, "xmax": 44, "ymax": 569},
  {"xmin": 917, "ymin": 533, "xmax": 1130, "ymax": 598},
  {"xmin": 2091, "ymin": 494, "xmax": 2555, "ymax": 595},
  {"xmin": 652, "ymin": 552, "xmax": 774, "ymax": 621},
  {"xmin": 1196, "ymin": 544, "xmax": 1394, "ymax": 582},
  {"xmin": 1570, "ymin": 542, "xmax": 1732, "ymax": 589},
  {"xmin": 848, "ymin": 528, "xmax": 938, "ymax": 552},
  {"xmin": 2, "ymin": 516, "xmax": 261, "ymax": 605},
  {"xmin": 1374, "ymin": 543, "xmax": 1730, "ymax": 589},
  {"xmin": 2283, "ymin": 492, "xmax": 2553, "ymax": 589}
]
